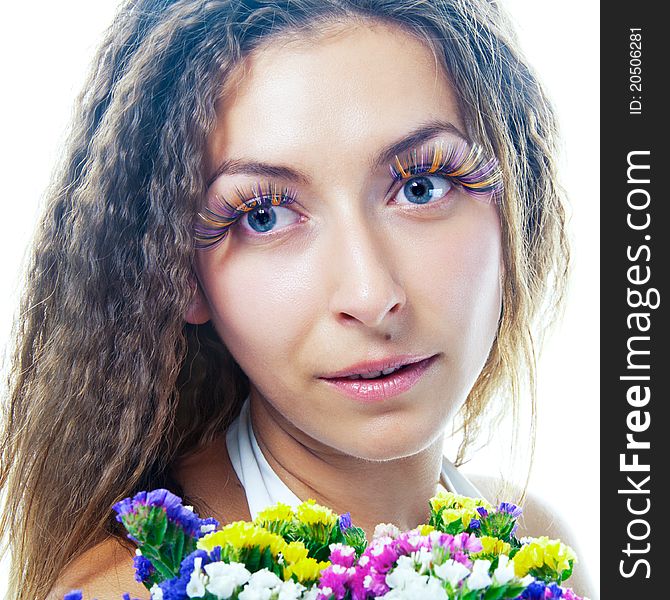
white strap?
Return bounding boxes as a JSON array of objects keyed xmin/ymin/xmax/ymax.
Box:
[
  {"xmin": 225, "ymin": 396, "xmax": 302, "ymax": 520},
  {"xmin": 226, "ymin": 396, "xmax": 486, "ymax": 520}
]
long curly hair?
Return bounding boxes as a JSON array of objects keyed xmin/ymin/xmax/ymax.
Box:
[{"xmin": 0, "ymin": 0, "xmax": 569, "ymax": 598}]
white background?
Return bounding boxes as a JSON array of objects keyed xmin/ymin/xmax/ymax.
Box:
[{"xmin": 0, "ymin": 0, "xmax": 599, "ymax": 595}]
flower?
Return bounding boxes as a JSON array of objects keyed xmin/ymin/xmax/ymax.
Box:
[
  {"xmin": 296, "ymin": 499, "xmax": 338, "ymax": 528},
  {"xmin": 433, "ymin": 558, "xmax": 470, "ymax": 587},
  {"xmin": 204, "ymin": 561, "xmax": 252, "ymax": 598},
  {"xmin": 185, "ymin": 557, "xmax": 207, "ymax": 598},
  {"xmin": 338, "ymin": 512, "xmax": 353, "ymax": 532},
  {"xmin": 256, "ymin": 503, "xmax": 295, "ymax": 523},
  {"xmin": 514, "ymin": 536, "xmax": 577, "ymax": 581},
  {"xmin": 198, "ymin": 522, "xmax": 287, "ymax": 557},
  {"xmin": 466, "ymin": 559, "xmax": 492, "ymax": 590},
  {"xmin": 492, "ymin": 554, "xmax": 516, "ymax": 585},
  {"xmin": 284, "ymin": 557, "xmax": 331, "ymax": 585},
  {"xmin": 282, "ymin": 540, "xmax": 310, "ymax": 564},
  {"xmin": 473, "ymin": 535, "xmax": 511, "ymax": 557},
  {"xmin": 113, "ymin": 489, "xmax": 218, "ymax": 542},
  {"xmin": 104, "ymin": 488, "xmax": 586, "ymax": 600},
  {"xmin": 328, "ymin": 543, "xmax": 357, "ymax": 568},
  {"xmin": 133, "ymin": 551, "xmax": 156, "ymax": 584}
]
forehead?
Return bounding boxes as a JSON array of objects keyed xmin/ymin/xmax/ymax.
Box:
[{"xmin": 206, "ymin": 22, "xmax": 464, "ymax": 176}]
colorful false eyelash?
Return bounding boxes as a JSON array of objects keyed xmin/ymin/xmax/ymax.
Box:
[
  {"xmin": 390, "ymin": 140, "xmax": 503, "ymax": 202},
  {"xmin": 194, "ymin": 141, "xmax": 503, "ymax": 250},
  {"xmin": 194, "ymin": 181, "xmax": 297, "ymax": 250}
]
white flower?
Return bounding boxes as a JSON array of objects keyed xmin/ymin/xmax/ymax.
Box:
[
  {"xmin": 466, "ymin": 559, "xmax": 492, "ymax": 590},
  {"xmin": 492, "ymin": 555, "xmax": 516, "ymax": 585},
  {"xmin": 277, "ymin": 578, "xmax": 308, "ymax": 600},
  {"xmin": 205, "ymin": 561, "xmax": 252, "ymax": 599},
  {"xmin": 186, "ymin": 557, "xmax": 207, "ymax": 598},
  {"xmin": 300, "ymin": 588, "xmax": 321, "ymax": 600},
  {"xmin": 373, "ymin": 523, "xmax": 402, "ymax": 540},
  {"xmin": 433, "ymin": 558, "xmax": 470, "ymax": 587},
  {"xmin": 238, "ymin": 586, "xmax": 271, "ymax": 600},
  {"xmin": 423, "ymin": 576, "xmax": 449, "ymax": 599},
  {"xmin": 238, "ymin": 585, "xmax": 272, "ymax": 600},
  {"xmin": 411, "ymin": 547, "xmax": 433, "ymax": 573},
  {"xmin": 520, "ymin": 575, "xmax": 535, "ymax": 586},
  {"xmin": 386, "ymin": 559, "xmax": 428, "ymax": 590},
  {"xmin": 329, "ymin": 542, "xmax": 356, "ymax": 556},
  {"xmin": 381, "ymin": 573, "xmax": 447, "ymax": 599},
  {"xmin": 247, "ymin": 568, "xmax": 282, "ymax": 589},
  {"xmin": 200, "ymin": 522, "xmax": 217, "ymax": 534},
  {"xmin": 149, "ymin": 583, "xmax": 163, "ymax": 600}
]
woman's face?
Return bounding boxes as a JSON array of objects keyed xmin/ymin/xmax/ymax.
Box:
[{"xmin": 190, "ymin": 22, "xmax": 503, "ymax": 460}]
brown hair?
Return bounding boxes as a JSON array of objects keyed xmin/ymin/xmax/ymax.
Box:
[{"xmin": 0, "ymin": 1, "xmax": 568, "ymax": 598}]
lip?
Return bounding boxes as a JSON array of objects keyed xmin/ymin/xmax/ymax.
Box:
[
  {"xmin": 319, "ymin": 354, "xmax": 435, "ymax": 378},
  {"xmin": 319, "ymin": 354, "xmax": 439, "ymax": 403}
]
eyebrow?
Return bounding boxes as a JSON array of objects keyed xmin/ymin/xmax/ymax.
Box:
[{"xmin": 206, "ymin": 119, "xmax": 469, "ymax": 187}]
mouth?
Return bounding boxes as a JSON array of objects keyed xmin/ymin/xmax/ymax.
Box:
[{"xmin": 318, "ymin": 354, "xmax": 439, "ymax": 402}]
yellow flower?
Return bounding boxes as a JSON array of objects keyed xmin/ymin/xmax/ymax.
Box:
[
  {"xmin": 430, "ymin": 491, "xmax": 493, "ymax": 513},
  {"xmin": 197, "ymin": 521, "xmax": 287, "ymax": 557},
  {"xmin": 513, "ymin": 536, "xmax": 577, "ymax": 577},
  {"xmin": 418, "ymin": 524, "xmax": 435, "ymax": 536},
  {"xmin": 254, "ymin": 502, "xmax": 295, "ymax": 524},
  {"xmin": 438, "ymin": 507, "xmax": 477, "ymax": 528},
  {"xmin": 474, "ymin": 536, "xmax": 511, "ymax": 556},
  {"xmin": 281, "ymin": 540, "xmax": 309, "ymax": 564},
  {"xmin": 284, "ymin": 557, "xmax": 331, "ymax": 584},
  {"xmin": 295, "ymin": 499, "xmax": 338, "ymax": 527}
]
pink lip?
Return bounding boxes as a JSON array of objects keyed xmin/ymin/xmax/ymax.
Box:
[
  {"xmin": 319, "ymin": 354, "xmax": 439, "ymax": 403},
  {"xmin": 320, "ymin": 354, "xmax": 435, "ymax": 378}
]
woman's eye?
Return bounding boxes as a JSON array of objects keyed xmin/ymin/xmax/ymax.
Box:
[
  {"xmin": 395, "ymin": 174, "xmax": 453, "ymax": 205},
  {"xmin": 239, "ymin": 203, "xmax": 300, "ymax": 234}
]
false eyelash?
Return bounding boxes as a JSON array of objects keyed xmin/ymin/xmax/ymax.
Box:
[
  {"xmin": 194, "ymin": 181, "xmax": 298, "ymax": 250},
  {"xmin": 390, "ymin": 140, "xmax": 503, "ymax": 202}
]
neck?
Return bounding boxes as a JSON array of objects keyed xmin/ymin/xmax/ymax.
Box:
[{"xmin": 250, "ymin": 393, "xmax": 446, "ymax": 540}]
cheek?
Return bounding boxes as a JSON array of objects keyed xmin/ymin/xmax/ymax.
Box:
[
  {"xmin": 411, "ymin": 205, "xmax": 502, "ymax": 347},
  {"xmin": 198, "ymin": 245, "xmax": 322, "ymax": 366}
]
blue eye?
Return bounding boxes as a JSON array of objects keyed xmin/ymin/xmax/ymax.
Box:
[
  {"xmin": 239, "ymin": 202, "xmax": 299, "ymax": 234},
  {"xmin": 396, "ymin": 174, "xmax": 452, "ymax": 205}
]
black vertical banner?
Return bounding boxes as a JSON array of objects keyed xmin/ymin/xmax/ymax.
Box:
[{"xmin": 601, "ymin": 3, "xmax": 668, "ymax": 599}]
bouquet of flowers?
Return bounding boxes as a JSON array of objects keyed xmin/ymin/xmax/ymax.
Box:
[{"xmin": 64, "ymin": 489, "xmax": 585, "ymax": 600}]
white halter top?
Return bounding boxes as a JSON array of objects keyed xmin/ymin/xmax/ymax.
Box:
[{"xmin": 226, "ymin": 396, "xmax": 484, "ymax": 520}]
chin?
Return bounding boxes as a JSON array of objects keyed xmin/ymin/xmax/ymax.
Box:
[{"xmin": 331, "ymin": 421, "xmax": 443, "ymax": 462}]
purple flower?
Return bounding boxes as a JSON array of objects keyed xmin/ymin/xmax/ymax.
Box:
[
  {"xmin": 113, "ymin": 489, "xmax": 182, "ymax": 520},
  {"xmin": 339, "ymin": 512, "xmax": 352, "ymax": 532},
  {"xmin": 452, "ymin": 532, "xmax": 483, "ymax": 553},
  {"xmin": 329, "ymin": 543, "xmax": 357, "ymax": 568},
  {"xmin": 476, "ymin": 506, "xmax": 489, "ymax": 518},
  {"xmin": 132, "ymin": 554, "xmax": 155, "ymax": 583},
  {"xmin": 113, "ymin": 489, "xmax": 219, "ymax": 542},
  {"xmin": 317, "ymin": 564, "xmax": 352, "ymax": 599},
  {"xmin": 469, "ymin": 518, "xmax": 481, "ymax": 529},
  {"xmin": 498, "ymin": 502, "xmax": 523, "ymax": 519},
  {"xmin": 63, "ymin": 592, "xmax": 83, "ymax": 600},
  {"xmin": 521, "ymin": 581, "xmax": 548, "ymax": 600}
]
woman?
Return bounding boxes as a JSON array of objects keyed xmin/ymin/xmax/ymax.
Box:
[{"xmin": 0, "ymin": 0, "xmax": 583, "ymax": 598}]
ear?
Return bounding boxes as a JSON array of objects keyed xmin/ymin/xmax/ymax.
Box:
[{"xmin": 185, "ymin": 280, "xmax": 211, "ymax": 325}]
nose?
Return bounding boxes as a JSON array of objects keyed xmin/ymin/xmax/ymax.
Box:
[{"xmin": 327, "ymin": 216, "xmax": 407, "ymax": 329}]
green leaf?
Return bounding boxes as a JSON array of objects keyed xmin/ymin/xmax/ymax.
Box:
[
  {"xmin": 259, "ymin": 545, "xmax": 275, "ymax": 571},
  {"xmin": 483, "ymin": 586, "xmax": 506, "ymax": 600},
  {"xmin": 139, "ymin": 544, "xmax": 179, "ymax": 581},
  {"xmin": 146, "ymin": 508, "xmax": 169, "ymax": 547},
  {"xmin": 246, "ymin": 545, "xmax": 262, "ymax": 572}
]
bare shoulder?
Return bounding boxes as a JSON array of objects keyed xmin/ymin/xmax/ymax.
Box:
[
  {"xmin": 466, "ymin": 474, "xmax": 597, "ymax": 600},
  {"xmin": 48, "ymin": 537, "xmax": 148, "ymax": 600}
]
